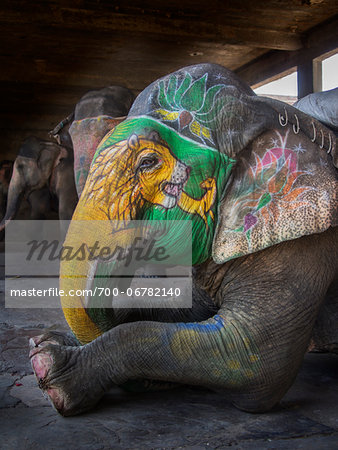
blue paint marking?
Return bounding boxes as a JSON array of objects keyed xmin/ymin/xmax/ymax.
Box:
[{"xmin": 182, "ymin": 314, "xmax": 226, "ymax": 333}]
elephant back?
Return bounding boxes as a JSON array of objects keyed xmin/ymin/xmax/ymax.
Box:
[{"xmin": 294, "ymin": 88, "xmax": 338, "ymax": 133}]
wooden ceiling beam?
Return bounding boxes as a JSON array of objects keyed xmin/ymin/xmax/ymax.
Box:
[
  {"xmin": 236, "ymin": 16, "xmax": 338, "ymax": 87},
  {"xmin": 55, "ymin": 9, "xmax": 303, "ymax": 50},
  {"xmin": 0, "ymin": 7, "xmax": 302, "ymax": 51},
  {"xmin": 0, "ymin": 24, "xmax": 266, "ymax": 88}
]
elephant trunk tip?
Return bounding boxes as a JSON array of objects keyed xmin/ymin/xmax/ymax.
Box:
[
  {"xmin": 0, "ymin": 219, "xmax": 7, "ymax": 234},
  {"xmin": 0, "ymin": 210, "xmax": 16, "ymax": 232}
]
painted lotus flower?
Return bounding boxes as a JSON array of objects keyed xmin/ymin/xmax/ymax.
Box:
[
  {"xmin": 232, "ymin": 141, "xmax": 314, "ymax": 242},
  {"xmin": 153, "ymin": 73, "xmax": 226, "ymax": 144}
]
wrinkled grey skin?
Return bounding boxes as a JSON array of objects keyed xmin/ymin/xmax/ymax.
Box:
[
  {"xmin": 74, "ymin": 86, "xmax": 136, "ymax": 120},
  {"xmin": 293, "ymin": 86, "xmax": 338, "ymax": 354},
  {"xmin": 29, "ymin": 64, "xmax": 338, "ymax": 417},
  {"xmin": 0, "ymin": 136, "xmax": 78, "ymax": 232}
]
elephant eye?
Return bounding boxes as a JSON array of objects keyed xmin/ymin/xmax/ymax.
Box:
[{"xmin": 138, "ymin": 155, "xmax": 159, "ymax": 171}]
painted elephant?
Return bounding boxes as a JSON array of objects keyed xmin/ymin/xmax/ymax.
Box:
[
  {"xmin": 29, "ymin": 64, "xmax": 338, "ymax": 416},
  {"xmin": 0, "ymin": 136, "xmax": 78, "ymax": 231},
  {"xmin": 50, "ymin": 86, "xmax": 136, "ymax": 197}
]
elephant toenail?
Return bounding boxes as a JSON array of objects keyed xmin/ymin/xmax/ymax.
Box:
[
  {"xmin": 29, "ymin": 347, "xmax": 42, "ymax": 358},
  {"xmin": 29, "ymin": 337, "xmax": 38, "ymax": 348},
  {"xmin": 29, "ymin": 335, "xmax": 44, "ymax": 348}
]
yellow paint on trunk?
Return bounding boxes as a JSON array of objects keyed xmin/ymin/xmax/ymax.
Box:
[{"xmin": 62, "ymin": 306, "xmax": 103, "ymax": 345}]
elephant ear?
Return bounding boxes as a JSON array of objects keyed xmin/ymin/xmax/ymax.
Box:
[
  {"xmin": 36, "ymin": 141, "xmax": 62, "ymax": 176},
  {"xmin": 69, "ymin": 115, "xmax": 126, "ymax": 197},
  {"xmin": 212, "ymin": 118, "xmax": 338, "ymax": 264}
]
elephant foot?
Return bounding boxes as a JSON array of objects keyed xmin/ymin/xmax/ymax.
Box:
[
  {"xmin": 29, "ymin": 330, "xmax": 79, "ymax": 348},
  {"xmin": 29, "ymin": 339, "xmax": 104, "ymax": 416}
]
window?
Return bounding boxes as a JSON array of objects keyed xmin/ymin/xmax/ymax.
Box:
[
  {"xmin": 253, "ymin": 71, "xmax": 298, "ymax": 104},
  {"xmin": 252, "ymin": 49, "xmax": 337, "ymax": 102},
  {"xmin": 322, "ymin": 52, "xmax": 338, "ymax": 91}
]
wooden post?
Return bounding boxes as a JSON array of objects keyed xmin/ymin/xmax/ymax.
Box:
[
  {"xmin": 313, "ymin": 58, "xmax": 323, "ymax": 93},
  {"xmin": 297, "ymin": 60, "xmax": 314, "ymax": 99},
  {"xmin": 238, "ymin": 17, "xmax": 337, "ymax": 93}
]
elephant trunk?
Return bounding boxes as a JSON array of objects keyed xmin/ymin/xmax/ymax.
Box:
[
  {"xmin": 59, "ymin": 131, "xmax": 188, "ymax": 343},
  {"xmin": 59, "ymin": 162, "xmax": 136, "ymax": 343},
  {"xmin": 0, "ymin": 162, "xmax": 25, "ymax": 232},
  {"xmin": 60, "ymin": 219, "xmax": 136, "ymax": 343}
]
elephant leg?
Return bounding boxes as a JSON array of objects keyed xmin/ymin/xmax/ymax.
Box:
[
  {"xmin": 64, "ymin": 275, "xmax": 217, "ymax": 338},
  {"xmin": 131, "ymin": 277, "xmax": 218, "ymax": 324},
  {"xmin": 53, "ymin": 161, "xmax": 78, "ymax": 221},
  {"xmin": 113, "ymin": 280, "xmax": 217, "ymax": 393},
  {"xmin": 28, "ymin": 188, "xmax": 51, "ymax": 220},
  {"xmin": 29, "ymin": 279, "xmax": 216, "ymax": 401},
  {"xmin": 310, "ymin": 277, "xmax": 338, "ymax": 353},
  {"xmin": 29, "ymin": 228, "xmax": 337, "ymax": 416}
]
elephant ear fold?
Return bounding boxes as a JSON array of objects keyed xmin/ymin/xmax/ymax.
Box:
[
  {"xmin": 53, "ymin": 146, "xmax": 69, "ymax": 168},
  {"xmin": 36, "ymin": 142, "xmax": 60, "ymax": 174},
  {"xmin": 69, "ymin": 116, "xmax": 124, "ymax": 197},
  {"xmin": 212, "ymin": 126, "xmax": 338, "ymax": 264}
]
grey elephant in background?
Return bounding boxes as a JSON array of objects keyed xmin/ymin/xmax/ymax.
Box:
[
  {"xmin": 50, "ymin": 86, "xmax": 136, "ymax": 196},
  {"xmin": 0, "ymin": 136, "xmax": 78, "ymax": 232},
  {"xmin": 0, "ymin": 160, "xmax": 13, "ymax": 219},
  {"xmin": 0, "ymin": 160, "xmax": 50, "ymax": 241}
]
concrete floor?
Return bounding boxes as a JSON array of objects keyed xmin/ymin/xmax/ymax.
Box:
[{"xmin": 1, "ymin": 254, "xmax": 338, "ymax": 449}]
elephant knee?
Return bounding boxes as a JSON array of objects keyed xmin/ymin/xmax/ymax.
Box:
[
  {"xmin": 230, "ymin": 378, "xmax": 291, "ymax": 413},
  {"xmin": 232, "ymin": 394, "xmax": 280, "ymax": 413}
]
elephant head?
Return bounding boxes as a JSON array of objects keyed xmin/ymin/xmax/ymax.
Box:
[
  {"xmin": 0, "ymin": 136, "xmax": 77, "ymax": 230},
  {"xmin": 50, "ymin": 86, "xmax": 136, "ymax": 197},
  {"xmin": 60, "ymin": 64, "xmax": 337, "ymax": 344}
]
